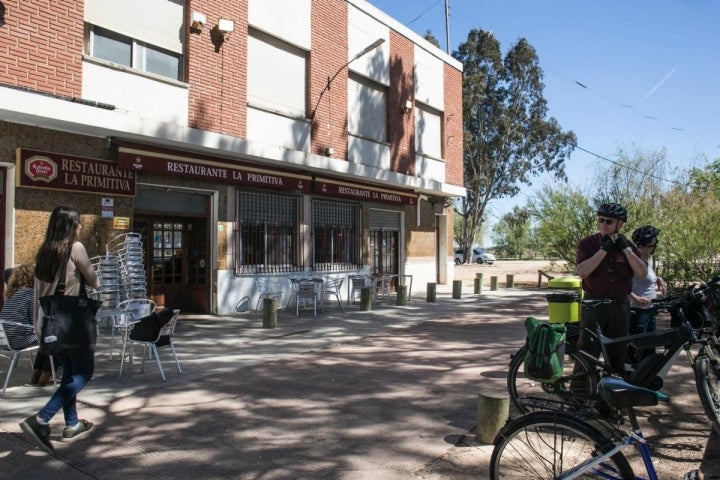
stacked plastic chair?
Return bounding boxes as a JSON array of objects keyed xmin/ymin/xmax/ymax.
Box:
[
  {"xmin": 89, "ymin": 253, "xmax": 123, "ymax": 322},
  {"xmin": 106, "ymin": 233, "xmax": 147, "ymax": 301}
]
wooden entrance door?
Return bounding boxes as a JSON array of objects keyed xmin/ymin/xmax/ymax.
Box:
[
  {"xmin": 369, "ymin": 230, "xmax": 399, "ymax": 280},
  {"xmin": 134, "ymin": 217, "xmax": 209, "ymax": 313}
]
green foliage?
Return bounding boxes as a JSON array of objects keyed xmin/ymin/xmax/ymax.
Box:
[
  {"xmin": 452, "ymin": 29, "xmax": 576, "ymax": 254},
  {"xmin": 492, "ymin": 206, "xmax": 531, "ymax": 258},
  {"xmin": 423, "ymin": 30, "xmax": 441, "ymax": 48},
  {"xmin": 530, "ymin": 146, "xmax": 720, "ymax": 284},
  {"xmin": 530, "ymin": 185, "xmax": 594, "ymax": 267}
]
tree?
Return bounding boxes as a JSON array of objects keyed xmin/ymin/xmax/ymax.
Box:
[
  {"xmin": 492, "ymin": 206, "xmax": 531, "ymax": 258},
  {"xmin": 452, "ymin": 30, "xmax": 576, "ymax": 259},
  {"xmin": 423, "ymin": 30, "xmax": 440, "ymax": 48},
  {"xmin": 530, "ymin": 184, "xmax": 594, "ymax": 266}
]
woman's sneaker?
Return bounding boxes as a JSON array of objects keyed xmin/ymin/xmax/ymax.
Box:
[
  {"xmin": 19, "ymin": 415, "xmax": 54, "ymax": 453},
  {"xmin": 62, "ymin": 419, "xmax": 94, "ymax": 441}
]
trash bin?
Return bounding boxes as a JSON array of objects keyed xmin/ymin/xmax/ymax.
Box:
[
  {"xmin": 546, "ymin": 292, "xmax": 581, "ymax": 323},
  {"xmin": 547, "ymin": 277, "xmax": 582, "ymax": 297},
  {"xmin": 547, "ymin": 277, "xmax": 582, "ymax": 323}
]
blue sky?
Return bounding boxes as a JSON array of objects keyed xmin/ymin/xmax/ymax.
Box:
[{"xmin": 366, "ymin": 0, "xmax": 719, "ymax": 225}]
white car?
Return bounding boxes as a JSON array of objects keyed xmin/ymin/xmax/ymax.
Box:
[{"xmin": 454, "ymin": 248, "xmax": 496, "ymax": 265}]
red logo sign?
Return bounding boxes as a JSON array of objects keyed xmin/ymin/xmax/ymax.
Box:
[{"xmin": 25, "ymin": 156, "xmax": 58, "ymax": 182}]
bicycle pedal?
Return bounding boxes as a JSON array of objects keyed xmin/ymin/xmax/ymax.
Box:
[{"xmin": 683, "ymin": 469, "xmax": 703, "ymax": 480}]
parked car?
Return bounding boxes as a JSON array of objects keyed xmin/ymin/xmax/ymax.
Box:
[{"xmin": 454, "ymin": 248, "xmax": 496, "ymax": 265}]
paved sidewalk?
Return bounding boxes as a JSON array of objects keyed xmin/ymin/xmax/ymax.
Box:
[{"xmin": 0, "ymin": 284, "xmax": 718, "ymax": 479}]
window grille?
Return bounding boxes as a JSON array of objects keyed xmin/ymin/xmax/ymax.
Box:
[
  {"xmin": 235, "ymin": 190, "xmax": 303, "ymax": 275},
  {"xmin": 312, "ymin": 199, "xmax": 362, "ymax": 272}
]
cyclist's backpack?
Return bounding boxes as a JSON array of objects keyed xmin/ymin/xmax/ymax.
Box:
[{"xmin": 523, "ymin": 317, "xmax": 566, "ymax": 383}]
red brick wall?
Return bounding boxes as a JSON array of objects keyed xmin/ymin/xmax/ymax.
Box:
[
  {"xmin": 443, "ymin": 62, "xmax": 464, "ymax": 187},
  {"xmin": 186, "ymin": 0, "xmax": 247, "ymax": 137},
  {"xmin": 388, "ymin": 31, "xmax": 415, "ymax": 175},
  {"xmin": 310, "ymin": 0, "xmax": 348, "ymax": 159},
  {"xmin": 0, "ymin": 0, "xmax": 84, "ymax": 97}
]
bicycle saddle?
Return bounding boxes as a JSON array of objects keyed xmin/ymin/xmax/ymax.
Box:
[{"xmin": 598, "ymin": 377, "xmax": 667, "ymax": 410}]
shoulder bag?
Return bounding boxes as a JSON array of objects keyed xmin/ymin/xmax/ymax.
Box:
[{"xmin": 39, "ymin": 245, "xmax": 102, "ymax": 355}]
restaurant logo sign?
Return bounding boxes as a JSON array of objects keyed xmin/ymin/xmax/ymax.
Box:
[
  {"xmin": 16, "ymin": 148, "xmax": 136, "ymax": 197},
  {"xmin": 24, "ymin": 155, "xmax": 58, "ymax": 183}
]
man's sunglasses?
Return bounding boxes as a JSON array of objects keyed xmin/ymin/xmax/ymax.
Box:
[{"xmin": 597, "ymin": 217, "xmax": 617, "ymax": 225}]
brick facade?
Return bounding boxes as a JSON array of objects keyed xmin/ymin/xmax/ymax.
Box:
[
  {"xmin": 309, "ymin": 0, "xmax": 349, "ymax": 159},
  {"xmin": 0, "ymin": 0, "xmax": 83, "ymax": 97},
  {"xmin": 388, "ymin": 31, "xmax": 415, "ymax": 176},
  {"xmin": 443, "ymin": 62, "xmax": 464, "ymax": 187},
  {"xmin": 186, "ymin": 0, "xmax": 248, "ymax": 137}
]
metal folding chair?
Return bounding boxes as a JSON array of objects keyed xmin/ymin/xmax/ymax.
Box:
[
  {"xmin": 322, "ymin": 277, "xmax": 345, "ymax": 312},
  {"xmin": 0, "ymin": 321, "xmax": 56, "ymax": 396},
  {"xmin": 119, "ymin": 309, "xmax": 182, "ymax": 381}
]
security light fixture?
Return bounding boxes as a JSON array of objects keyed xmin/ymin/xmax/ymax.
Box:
[{"xmin": 190, "ymin": 11, "xmax": 206, "ymax": 32}]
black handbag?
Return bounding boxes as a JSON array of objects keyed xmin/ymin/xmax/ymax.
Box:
[{"xmin": 39, "ymin": 246, "xmax": 102, "ymax": 355}]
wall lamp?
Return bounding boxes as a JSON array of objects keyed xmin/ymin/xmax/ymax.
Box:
[
  {"xmin": 211, "ymin": 18, "xmax": 235, "ymax": 51},
  {"xmin": 190, "ymin": 11, "xmax": 206, "ymax": 32},
  {"xmin": 401, "ymin": 99, "xmax": 413, "ymax": 114}
]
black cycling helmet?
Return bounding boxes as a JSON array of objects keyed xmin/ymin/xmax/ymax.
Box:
[
  {"xmin": 632, "ymin": 225, "xmax": 660, "ymax": 247},
  {"xmin": 596, "ymin": 202, "xmax": 628, "ymax": 222}
]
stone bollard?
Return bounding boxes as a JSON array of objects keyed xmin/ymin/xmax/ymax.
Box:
[
  {"xmin": 396, "ymin": 285, "xmax": 408, "ymax": 306},
  {"xmin": 262, "ymin": 297, "xmax": 277, "ymax": 328},
  {"xmin": 426, "ymin": 282, "xmax": 437, "ymax": 302},
  {"xmin": 452, "ymin": 280, "xmax": 462, "ymax": 299},
  {"xmin": 506, "ymin": 274, "xmax": 515, "ymax": 288},
  {"xmin": 490, "ymin": 276, "xmax": 498, "ymax": 291},
  {"xmin": 476, "ymin": 390, "xmax": 509, "ymax": 444},
  {"xmin": 474, "ymin": 272, "xmax": 483, "ymax": 294},
  {"xmin": 360, "ymin": 287, "xmax": 372, "ymax": 311}
]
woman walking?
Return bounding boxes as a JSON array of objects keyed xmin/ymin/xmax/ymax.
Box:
[{"xmin": 20, "ymin": 206, "xmax": 99, "ymax": 453}]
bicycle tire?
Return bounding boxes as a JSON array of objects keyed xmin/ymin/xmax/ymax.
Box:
[
  {"xmin": 694, "ymin": 354, "xmax": 720, "ymax": 435},
  {"xmin": 490, "ymin": 411, "xmax": 634, "ymax": 480},
  {"xmin": 507, "ymin": 342, "xmax": 598, "ymax": 413}
]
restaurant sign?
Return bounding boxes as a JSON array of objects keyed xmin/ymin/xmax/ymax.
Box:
[
  {"xmin": 117, "ymin": 146, "xmax": 310, "ymax": 192},
  {"xmin": 16, "ymin": 148, "xmax": 136, "ymax": 197},
  {"xmin": 314, "ymin": 177, "xmax": 417, "ymax": 206}
]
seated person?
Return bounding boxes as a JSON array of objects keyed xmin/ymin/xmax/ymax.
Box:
[{"xmin": 1, "ymin": 264, "xmax": 55, "ymax": 385}]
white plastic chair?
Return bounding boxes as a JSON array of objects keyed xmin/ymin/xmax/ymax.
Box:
[
  {"xmin": 109, "ymin": 299, "xmax": 156, "ymax": 361},
  {"xmin": 0, "ymin": 321, "xmax": 56, "ymax": 396},
  {"xmin": 255, "ymin": 278, "xmax": 284, "ymax": 311},
  {"xmin": 322, "ymin": 277, "xmax": 345, "ymax": 312},
  {"xmin": 118, "ymin": 309, "xmax": 182, "ymax": 381}
]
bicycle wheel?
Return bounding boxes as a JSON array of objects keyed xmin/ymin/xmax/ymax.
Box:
[
  {"xmin": 490, "ymin": 411, "xmax": 634, "ymax": 479},
  {"xmin": 694, "ymin": 354, "xmax": 720, "ymax": 435},
  {"xmin": 507, "ymin": 342, "xmax": 598, "ymax": 413}
]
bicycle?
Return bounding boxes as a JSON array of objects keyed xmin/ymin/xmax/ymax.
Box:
[
  {"xmin": 490, "ymin": 376, "xmax": 703, "ymax": 480},
  {"xmin": 506, "ymin": 286, "xmax": 720, "ymax": 435}
]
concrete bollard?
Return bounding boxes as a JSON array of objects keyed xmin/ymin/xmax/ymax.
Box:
[
  {"xmin": 490, "ymin": 276, "xmax": 498, "ymax": 291},
  {"xmin": 360, "ymin": 287, "xmax": 372, "ymax": 311},
  {"xmin": 426, "ymin": 282, "xmax": 437, "ymax": 302},
  {"xmin": 262, "ymin": 297, "xmax": 277, "ymax": 328},
  {"xmin": 476, "ymin": 390, "xmax": 509, "ymax": 444},
  {"xmin": 396, "ymin": 285, "xmax": 408, "ymax": 306},
  {"xmin": 452, "ymin": 280, "xmax": 462, "ymax": 299},
  {"xmin": 506, "ymin": 274, "xmax": 515, "ymax": 288},
  {"xmin": 475, "ymin": 273, "xmax": 483, "ymax": 294}
]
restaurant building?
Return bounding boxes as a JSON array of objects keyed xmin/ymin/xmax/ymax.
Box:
[{"xmin": 0, "ymin": 0, "xmax": 465, "ymax": 314}]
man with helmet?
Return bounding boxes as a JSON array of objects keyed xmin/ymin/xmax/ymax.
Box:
[
  {"xmin": 575, "ymin": 202, "xmax": 647, "ymax": 376},
  {"xmin": 628, "ymin": 225, "xmax": 667, "ymax": 361}
]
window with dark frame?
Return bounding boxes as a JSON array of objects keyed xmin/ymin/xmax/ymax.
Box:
[
  {"xmin": 235, "ymin": 190, "xmax": 302, "ymax": 274},
  {"xmin": 312, "ymin": 199, "xmax": 362, "ymax": 272}
]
